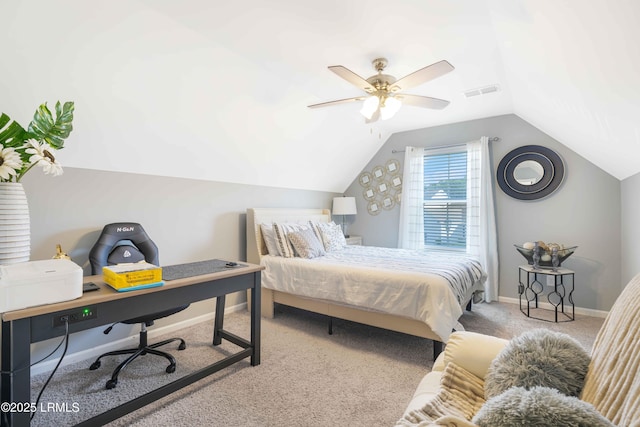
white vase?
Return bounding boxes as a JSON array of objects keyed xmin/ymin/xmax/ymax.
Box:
[{"xmin": 0, "ymin": 183, "xmax": 30, "ymax": 265}]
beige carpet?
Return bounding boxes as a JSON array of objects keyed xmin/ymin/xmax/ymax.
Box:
[{"xmin": 29, "ymin": 301, "xmax": 603, "ymax": 427}]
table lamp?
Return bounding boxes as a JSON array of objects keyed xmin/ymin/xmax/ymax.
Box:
[{"xmin": 332, "ymin": 196, "xmax": 357, "ymax": 237}]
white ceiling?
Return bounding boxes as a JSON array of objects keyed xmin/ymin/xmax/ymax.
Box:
[{"xmin": 4, "ymin": 0, "xmax": 639, "ymax": 192}]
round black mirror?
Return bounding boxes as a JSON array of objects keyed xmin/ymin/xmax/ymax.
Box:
[{"xmin": 497, "ymin": 145, "xmax": 565, "ymax": 200}]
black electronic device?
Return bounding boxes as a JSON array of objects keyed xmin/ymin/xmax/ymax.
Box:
[{"xmin": 83, "ymin": 282, "xmax": 100, "ymax": 293}]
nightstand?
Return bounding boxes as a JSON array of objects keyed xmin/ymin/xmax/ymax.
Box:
[
  {"xmin": 345, "ymin": 236, "xmax": 362, "ymax": 246},
  {"xmin": 518, "ymin": 265, "xmax": 575, "ymax": 322}
]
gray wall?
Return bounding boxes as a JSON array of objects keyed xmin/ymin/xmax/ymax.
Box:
[
  {"xmin": 345, "ymin": 114, "xmax": 621, "ymax": 312},
  {"xmin": 621, "ymin": 171, "xmax": 640, "ymax": 284},
  {"xmin": 21, "ymin": 168, "xmax": 336, "ymax": 360}
]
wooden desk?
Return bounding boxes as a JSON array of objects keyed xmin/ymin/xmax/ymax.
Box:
[{"xmin": 1, "ymin": 262, "xmax": 263, "ymax": 427}]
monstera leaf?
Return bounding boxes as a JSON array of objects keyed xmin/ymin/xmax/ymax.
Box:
[
  {"xmin": 0, "ymin": 113, "xmax": 28, "ymax": 149},
  {"xmin": 27, "ymin": 101, "xmax": 75, "ymax": 150}
]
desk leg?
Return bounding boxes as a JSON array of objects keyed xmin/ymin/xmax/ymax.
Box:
[
  {"xmin": 1, "ymin": 319, "xmax": 31, "ymax": 427},
  {"xmin": 212, "ymin": 295, "xmax": 226, "ymax": 346},
  {"xmin": 251, "ymin": 271, "xmax": 261, "ymax": 366}
]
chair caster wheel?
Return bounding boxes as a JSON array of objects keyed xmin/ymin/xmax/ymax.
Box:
[
  {"xmin": 106, "ymin": 379, "xmax": 117, "ymax": 389},
  {"xmin": 166, "ymin": 364, "xmax": 176, "ymax": 374},
  {"xmin": 178, "ymin": 342, "xmax": 186, "ymax": 350},
  {"xmin": 90, "ymin": 361, "xmax": 101, "ymax": 370}
]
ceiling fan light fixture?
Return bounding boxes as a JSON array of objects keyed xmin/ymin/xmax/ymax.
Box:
[
  {"xmin": 380, "ymin": 96, "xmax": 401, "ymax": 120},
  {"xmin": 311, "ymin": 58, "xmax": 454, "ymax": 121},
  {"xmin": 360, "ymin": 95, "xmax": 380, "ymax": 120}
]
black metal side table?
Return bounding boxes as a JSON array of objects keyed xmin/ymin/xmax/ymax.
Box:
[{"xmin": 518, "ymin": 265, "xmax": 575, "ymax": 322}]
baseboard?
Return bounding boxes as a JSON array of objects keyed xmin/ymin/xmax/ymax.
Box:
[
  {"xmin": 30, "ymin": 302, "xmax": 247, "ymax": 377},
  {"xmin": 497, "ymin": 296, "xmax": 609, "ymax": 318}
]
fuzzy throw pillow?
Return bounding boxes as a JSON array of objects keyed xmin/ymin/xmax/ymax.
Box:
[
  {"xmin": 484, "ymin": 329, "xmax": 590, "ymax": 399},
  {"xmin": 473, "ymin": 386, "xmax": 614, "ymax": 427}
]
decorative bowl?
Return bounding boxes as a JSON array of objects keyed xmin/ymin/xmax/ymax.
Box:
[{"xmin": 514, "ymin": 244, "xmax": 577, "ymax": 268}]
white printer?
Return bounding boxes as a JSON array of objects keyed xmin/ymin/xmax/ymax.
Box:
[{"xmin": 0, "ymin": 259, "xmax": 83, "ymax": 312}]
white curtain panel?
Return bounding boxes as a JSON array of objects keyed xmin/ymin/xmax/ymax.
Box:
[
  {"xmin": 398, "ymin": 146, "xmax": 425, "ymax": 249},
  {"xmin": 466, "ymin": 136, "xmax": 499, "ymax": 302}
]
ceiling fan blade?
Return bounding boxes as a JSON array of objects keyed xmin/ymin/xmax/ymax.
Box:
[
  {"xmin": 307, "ymin": 96, "xmax": 366, "ymax": 109},
  {"xmin": 396, "ymin": 94, "xmax": 450, "ymax": 110},
  {"xmin": 390, "ymin": 60, "xmax": 454, "ymax": 92},
  {"xmin": 328, "ymin": 66, "xmax": 375, "ymax": 93}
]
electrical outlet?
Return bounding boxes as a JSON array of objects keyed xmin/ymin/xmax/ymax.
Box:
[
  {"xmin": 53, "ymin": 305, "xmax": 97, "ymax": 327},
  {"xmin": 546, "ymin": 275, "xmax": 555, "ymax": 287}
]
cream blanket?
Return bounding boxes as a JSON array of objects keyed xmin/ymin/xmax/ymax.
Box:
[
  {"xmin": 396, "ymin": 362, "xmax": 484, "ymax": 427},
  {"xmin": 581, "ymin": 273, "xmax": 640, "ymax": 426}
]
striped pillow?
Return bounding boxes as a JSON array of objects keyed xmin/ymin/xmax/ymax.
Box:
[{"xmin": 272, "ymin": 222, "xmax": 309, "ymax": 258}]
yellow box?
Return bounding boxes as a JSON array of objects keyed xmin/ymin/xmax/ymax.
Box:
[{"xmin": 102, "ymin": 262, "xmax": 163, "ymax": 291}]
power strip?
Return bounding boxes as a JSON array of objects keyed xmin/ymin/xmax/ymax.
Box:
[{"xmin": 52, "ymin": 305, "xmax": 98, "ymax": 327}]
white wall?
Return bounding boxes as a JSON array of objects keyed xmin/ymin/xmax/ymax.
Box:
[
  {"xmin": 345, "ymin": 114, "xmax": 622, "ymax": 311},
  {"xmin": 2, "ymin": 0, "xmax": 390, "ymax": 193}
]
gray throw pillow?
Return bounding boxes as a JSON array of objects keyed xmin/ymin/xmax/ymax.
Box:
[
  {"xmin": 484, "ymin": 328, "xmax": 590, "ymax": 399},
  {"xmin": 287, "ymin": 227, "xmax": 326, "ymax": 259},
  {"xmin": 473, "ymin": 386, "xmax": 614, "ymax": 427}
]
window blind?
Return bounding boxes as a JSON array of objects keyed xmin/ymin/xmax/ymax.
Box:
[{"xmin": 423, "ymin": 150, "xmax": 467, "ymax": 249}]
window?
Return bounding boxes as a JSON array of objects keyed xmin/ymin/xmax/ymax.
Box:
[
  {"xmin": 398, "ymin": 139, "xmax": 497, "ymax": 300},
  {"xmin": 423, "ymin": 148, "xmax": 467, "ymax": 249}
]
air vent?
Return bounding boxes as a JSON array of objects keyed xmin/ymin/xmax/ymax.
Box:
[
  {"xmin": 480, "ymin": 85, "xmax": 498, "ymax": 94},
  {"xmin": 464, "ymin": 84, "xmax": 500, "ymax": 98}
]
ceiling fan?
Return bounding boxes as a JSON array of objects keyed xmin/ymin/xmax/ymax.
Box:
[{"xmin": 308, "ymin": 57, "xmax": 454, "ymax": 123}]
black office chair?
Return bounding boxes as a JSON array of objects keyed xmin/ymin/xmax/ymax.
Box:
[{"xmin": 88, "ymin": 222, "xmax": 189, "ymax": 389}]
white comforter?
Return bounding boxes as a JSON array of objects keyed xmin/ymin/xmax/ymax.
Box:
[{"xmin": 261, "ymin": 245, "xmax": 486, "ymax": 342}]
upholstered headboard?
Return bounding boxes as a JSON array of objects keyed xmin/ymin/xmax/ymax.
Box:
[{"xmin": 246, "ymin": 208, "xmax": 331, "ymax": 264}]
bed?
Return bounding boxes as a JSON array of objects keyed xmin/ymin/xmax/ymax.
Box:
[{"xmin": 246, "ymin": 208, "xmax": 486, "ymax": 359}]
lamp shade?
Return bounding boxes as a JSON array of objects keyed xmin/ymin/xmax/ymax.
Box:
[
  {"xmin": 380, "ymin": 96, "xmax": 401, "ymax": 120},
  {"xmin": 332, "ymin": 197, "xmax": 357, "ymax": 215},
  {"xmin": 360, "ymin": 96, "xmax": 380, "ymax": 120}
]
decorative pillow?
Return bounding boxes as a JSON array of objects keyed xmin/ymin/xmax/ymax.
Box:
[
  {"xmin": 318, "ymin": 222, "xmax": 347, "ymax": 252},
  {"xmin": 473, "ymin": 386, "xmax": 614, "ymax": 427},
  {"xmin": 260, "ymin": 223, "xmax": 280, "ymax": 256},
  {"xmin": 307, "ymin": 220, "xmax": 326, "ymax": 241},
  {"xmin": 484, "ymin": 329, "xmax": 590, "ymax": 400},
  {"xmin": 272, "ymin": 222, "xmax": 309, "ymax": 258},
  {"xmin": 287, "ymin": 228, "xmax": 326, "ymax": 259}
]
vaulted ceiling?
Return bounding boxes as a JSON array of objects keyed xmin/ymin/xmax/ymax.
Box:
[{"xmin": 4, "ymin": 0, "xmax": 639, "ymax": 192}]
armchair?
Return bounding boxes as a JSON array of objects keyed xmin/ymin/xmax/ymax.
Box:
[{"xmin": 397, "ymin": 272, "xmax": 640, "ymax": 426}]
